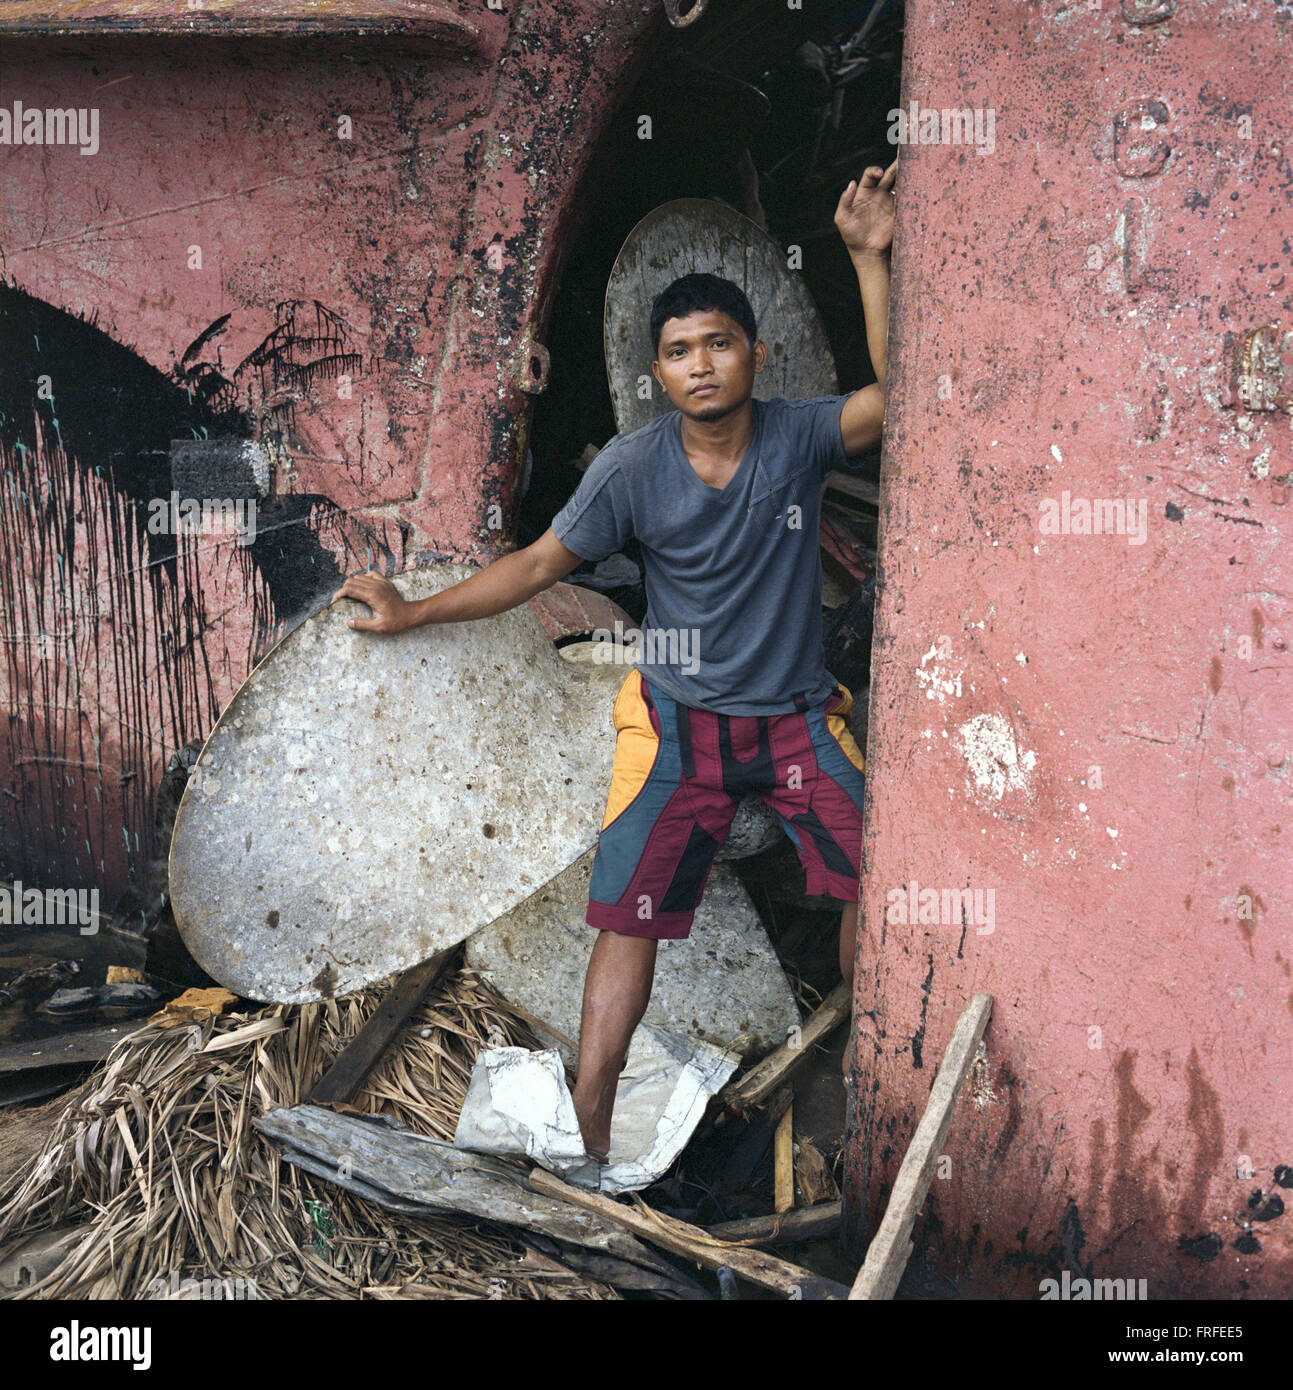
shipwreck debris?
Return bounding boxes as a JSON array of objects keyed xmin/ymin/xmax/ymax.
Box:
[
  {"xmin": 453, "ymin": 1026, "xmax": 739, "ymax": 1195},
  {"xmin": 255, "ymin": 1102, "xmax": 690, "ymax": 1288},
  {"xmin": 720, "ymin": 980, "xmax": 851, "ymax": 1112},
  {"xmin": 168, "ymin": 562, "xmax": 628, "ymax": 1003},
  {"xmin": 466, "ymin": 852, "xmax": 800, "ymax": 1069},
  {"xmin": 528, "ymin": 1167, "xmax": 849, "ymax": 1300},
  {"xmin": 0, "ymin": 962, "xmax": 623, "ymax": 1300},
  {"xmin": 849, "ymin": 993, "xmax": 993, "ymax": 1300}
]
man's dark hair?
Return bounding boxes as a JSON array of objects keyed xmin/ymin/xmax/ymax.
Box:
[{"xmin": 648, "ymin": 273, "xmax": 758, "ymax": 360}]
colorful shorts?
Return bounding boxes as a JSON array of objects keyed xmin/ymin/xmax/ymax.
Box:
[{"xmin": 586, "ymin": 668, "xmax": 867, "ymax": 940}]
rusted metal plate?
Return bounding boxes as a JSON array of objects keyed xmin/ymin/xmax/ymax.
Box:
[
  {"xmin": 465, "ymin": 851, "xmax": 801, "ymax": 1067},
  {"xmin": 845, "ymin": 0, "xmax": 1293, "ymax": 1298},
  {"xmin": 168, "ymin": 562, "xmax": 625, "ymax": 1003},
  {"xmin": 604, "ymin": 198, "xmax": 839, "ymax": 435}
]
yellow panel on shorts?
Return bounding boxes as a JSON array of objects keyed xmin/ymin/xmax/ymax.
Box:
[
  {"xmin": 827, "ymin": 683, "xmax": 866, "ymax": 774},
  {"xmin": 601, "ymin": 667, "xmax": 661, "ymax": 830}
]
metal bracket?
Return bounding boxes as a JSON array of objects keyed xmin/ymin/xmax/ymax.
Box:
[
  {"xmin": 516, "ymin": 339, "xmax": 551, "ymax": 395},
  {"xmin": 662, "ymin": 0, "xmax": 708, "ymax": 30},
  {"xmin": 1229, "ymin": 324, "xmax": 1293, "ymax": 414}
]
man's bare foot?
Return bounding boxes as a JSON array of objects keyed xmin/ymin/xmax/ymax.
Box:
[
  {"xmin": 572, "ymin": 1086, "xmax": 613, "ymax": 1161},
  {"xmin": 571, "ymin": 931, "xmax": 657, "ymax": 1169}
]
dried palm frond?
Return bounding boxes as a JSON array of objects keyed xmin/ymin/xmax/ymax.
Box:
[{"xmin": 0, "ymin": 957, "xmax": 615, "ymax": 1301}]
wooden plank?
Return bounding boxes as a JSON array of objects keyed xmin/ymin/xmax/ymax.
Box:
[
  {"xmin": 0, "ymin": 1024, "xmax": 139, "ymax": 1075},
  {"xmin": 823, "ymin": 470, "xmax": 881, "ymax": 507},
  {"xmin": 849, "ymin": 992, "xmax": 993, "ymax": 1300},
  {"xmin": 255, "ymin": 1104, "xmax": 687, "ymax": 1279},
  {"xmin": 518, "ymin": 1233, "xmax": 710, "ymax": 1300},
  {"xmin": 708, "ymin": 1201, "xmax": 841, "ymax": 1248},
  {"xmin": 773, "ymin": 1101, "xmax": 795, "ymax": 1214},
  {"xmin": 307, "ymin": 949, "xmax": 452, "ymax": 1106},
  {"xmin": 529, "ymin": 1168, "xmax": 850, "ymax": 1300},
  {"xmin": 721, "ymin": 982, "xmax": 850, "ymax": 1111}
]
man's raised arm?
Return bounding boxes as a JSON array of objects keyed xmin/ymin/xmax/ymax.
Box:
[
  {"xmin": 329, "ymin": 527, "xmax": 585, "ymax": 635},
  {"xmin": 834, "ymin": 158, "xmax": 896, "ymax": 457}
]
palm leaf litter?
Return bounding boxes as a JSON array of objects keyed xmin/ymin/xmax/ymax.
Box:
[{"xmin": 0, "ymin": 954, "xmax": 617, "ymax": 1300}]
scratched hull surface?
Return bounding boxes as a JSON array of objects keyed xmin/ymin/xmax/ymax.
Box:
[
  {"xmin": 0, "ymin": 0, "xmax": 662, "ymax": 902},
  {"xmin": 169, "ymin": 563, "xmax": 625, "ymax": 1002},
  {"xmin": 843, "ymin": 0, "xmax": 1293, "ymax": 1298}
]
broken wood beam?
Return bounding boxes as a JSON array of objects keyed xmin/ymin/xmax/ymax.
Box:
[
  {"xmin": 256, "ymin": 1104, "xmax": 684, "ymax": 1280},
  {"xmin": 823, "ymin": 469, "xmax": 881, "ymax": 508},
  {"xmin": 708, "ymin": 1201, "xmax": 842, "ymax": 1248},
  {"xmin": 0, "ymin": 1024, "xmax": 139, "ymax": 1076},
  {"xmin": 849, "ymin": 992, "xmax": 994, "ymax": 1301},
  {"xmin": 307, "ymin": 948, "xmax": 453, "ymax": 1106},
  {"xmin": 529, "ymin": 1167, "xmax": 850, "ymax": 1300},
  {"xmin": 720, "ymin": 982, "xmax": 850, "ymax": 1112},
  {"xmin": 773, "ymin": 1101, "xmax": 795, "ymax": 1214}
]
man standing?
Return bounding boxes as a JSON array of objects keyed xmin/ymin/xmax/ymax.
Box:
[{"xmin": 332, "ymin": 161, "xmax": 896, "ymax": 1165}]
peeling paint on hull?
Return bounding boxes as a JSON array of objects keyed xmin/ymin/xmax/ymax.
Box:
[
  {"xmin": 844, "ymin": 0, "xmax": 1293, "ymax": 1298},
  {"xmin": 0, "ymin": 1, "xmax": 662, "ymax": 900}
]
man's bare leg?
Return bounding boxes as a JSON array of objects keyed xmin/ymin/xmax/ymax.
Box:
[
  {"xmin": 571, "ymin": 930, "xmax": 658, "ymax": 1159},
  {"xmin": 840, "ymin": 898, "xmax": 859, "ymax": 1078},
  {"xmin": 840, "ymin": 898, "xmax": 859, "ymax": 988}
]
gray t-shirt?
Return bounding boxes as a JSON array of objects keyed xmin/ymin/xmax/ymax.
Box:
[{"xmin": 551, "ymin": 394, "xmax": 852, "ymax": 715}]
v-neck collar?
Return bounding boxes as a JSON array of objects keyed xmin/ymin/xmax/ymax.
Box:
[{"xmin": 670, "ymin": 398, "xmax": 763, "ymax": 501}]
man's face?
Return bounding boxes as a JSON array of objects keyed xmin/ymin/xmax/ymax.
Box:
[{"xmin": 651, "ymin": 308, "xmax": 767, "ymax": 422}]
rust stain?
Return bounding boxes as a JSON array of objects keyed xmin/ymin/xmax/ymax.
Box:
[
  {"xmin": 1182, "ymin": 1048, "xmax": 1225, "ymax": 1236},
  {"xmin": 310, "ymin": 963, "xmax": 338, "ymax": 998}
]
